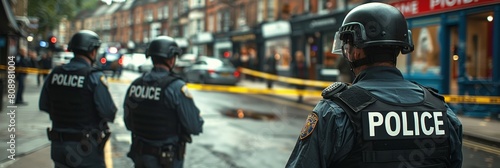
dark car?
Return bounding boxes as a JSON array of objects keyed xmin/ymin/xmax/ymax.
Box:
[
  {"xmin": 97, "ymin": 49, "xmax": 124, "ymax": 78},
  {"xmin": 184, "ymin": 56, "xmax": 240, "ymax": 85}
]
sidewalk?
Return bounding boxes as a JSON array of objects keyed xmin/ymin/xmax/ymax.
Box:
[{"xmin": 237, "ymin": 79, "xmax": 500, "ymax": 145}]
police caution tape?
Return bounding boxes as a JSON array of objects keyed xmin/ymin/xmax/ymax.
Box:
[
  {"xmin": 444, "ymin": 95, "xmax": 500, "ymax": 105},
  {"xmin": 239, "ymin": 68, "xmax": 331, "ymax": 88},
  {"xmin": 0, "ymin": 65, "xmax": 51, "ymax": 74},
  {"xmin": 186, "ymin": 83, "xmax": 323, "ymax": 96}
]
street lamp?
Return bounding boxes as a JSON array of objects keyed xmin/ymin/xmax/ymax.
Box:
[{"xmin": 27, "ymin": 36, "xmax": 33, "ymax": 42}]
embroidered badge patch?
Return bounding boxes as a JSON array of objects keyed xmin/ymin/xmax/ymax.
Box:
[
  {"xmin": 100, "ymin": 75, "xmax": 108, "ymax": 88},
  {"xmin": 299, "ymin": 112, "xmax": 319, "ymax": 140},
  {"xmin": 181, "ymin": 85, "xmax": 193, "ymax": 99}
]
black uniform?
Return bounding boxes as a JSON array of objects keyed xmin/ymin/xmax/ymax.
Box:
[
  {"xmin": 124, "ymin": 67, "xmax": 204, "ymax": 168},
  {"xmin": 286, "ymin": 66, "xmax": 463, "ymax": 168},
  {"xmin": 39, "ymin": 57, "xmax": 117, "ymax": 167}
]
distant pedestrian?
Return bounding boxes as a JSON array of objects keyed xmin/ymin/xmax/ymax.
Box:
[
  {"xmin": 265, "ymin": 48, "xmax": 279, "ymax": 89},
  {"xmin": 39, "ymin": 30, "xmax": 117, "ymax": 167},
  {"xmin": 291, "ymin": 50, "xmax": 308, "ymax": 103},
  {"xmin": 14, "ymin": 48, "xmax": 31, "ymax": 105},
  {"xmin": 37, "ymin": 51, "xmax": 53, "ymax": 86}
]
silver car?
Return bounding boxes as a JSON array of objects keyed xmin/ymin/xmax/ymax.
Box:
[
  {"xmin": 184, "ymin": 56, "xmax": 240, "ymax": 85},
  {"xmin": 52, "ymin": 52, "xmax": 74, "ymax": 67}
]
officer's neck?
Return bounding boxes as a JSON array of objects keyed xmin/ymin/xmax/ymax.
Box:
[
  {"xmin": 75, "ymin": 55, "xmax": 92, "ymax": 65},
  {"xmin": 153, "ymin": 64, "xmax": 172, "ymax": 71}
]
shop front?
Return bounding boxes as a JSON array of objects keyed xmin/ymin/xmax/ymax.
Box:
[
  {"xmin": 262, "ymin": 20, "xmax": 292, "ymax": 77},
  {"xmin": 290, "ymin": 11, "xmax": 347, "ymax": 81},
  {"xmin": 190, "ymin": 32, "xmax": 214, "ymax": 56},
  {"xmin": 213, "ymin": 32, "xmax": 232, "ymax": 58},
  {"xmin": 390, "ymin": 0, "xmax": 500, "ymax": 118},
  {"xmin": 230, "ymin": 26, "xmax": 263, "ymax": 71}
]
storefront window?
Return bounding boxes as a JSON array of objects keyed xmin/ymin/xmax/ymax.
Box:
[
  {"xmin": 466, "ymin": 11, "xmax": 494, "ymax": 79},
  {"xmin": 265, "ymin": 37, "xmax": 291, "ymax": 70},
  {"xmin": 410, "ymin": 25, "xmax": 441, "ymax": 76},
  {"xmin": 323, "ymin": 32, "xmax": 339, "ymax": 68}
]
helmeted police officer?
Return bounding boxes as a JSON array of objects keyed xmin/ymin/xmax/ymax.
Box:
[
  {"xmin": 286, "ymin": 3, "xmax": 463, "ymax": 168},
  {"xmin": 39, "ymin": 30, "xmax": 117, "ymax": 167},
  {"xmin": 124, "ymin": 36, "xmax": 204, "ymax": 168}
]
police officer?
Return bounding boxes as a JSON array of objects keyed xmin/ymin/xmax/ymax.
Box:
[
  {"xmin": 286, "ymin": 3, "xmax": 463, "ymax": 168},
  {"xmin": 39, "ymin": 30, "xmax": 117, "ymax": 167},
  {"xmin": 124, "ymin": 36, "xmax": 204, "ymax": 168}
]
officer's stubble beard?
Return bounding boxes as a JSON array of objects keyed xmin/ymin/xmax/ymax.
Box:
[{"xmin": 345, "ymin": 47, "xmax": 364, "ymax": 76}]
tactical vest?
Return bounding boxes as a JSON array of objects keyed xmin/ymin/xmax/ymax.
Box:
[
  {"xmin": 331, "ymin": 85, "xmax": 451, "ymax": 168},
  {"xmin": 48, "ymin": 66, "xmax": 101, "ymax": 129},
  {"xmin": 127, "ymin": 75, "xmax": 180, "ymax": 140}
]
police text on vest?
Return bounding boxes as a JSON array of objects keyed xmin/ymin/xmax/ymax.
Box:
[
  {"xmin": 51, "ymin": 74, "xmax": 85, "ymax": 88},
  {"xmin": 129, "ymin": 85, "xmax": 161, "ymax": 100},
  {"xmin": 363, "ymin": 111, "xmax": 447, "ymax": 140}
]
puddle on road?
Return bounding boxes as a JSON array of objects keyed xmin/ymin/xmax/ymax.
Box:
[{"xmin": 222, "ymin": 108, "xmax": 279, "ymax": 121}]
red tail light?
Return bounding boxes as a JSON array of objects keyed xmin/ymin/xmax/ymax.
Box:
[
  {"xmin": 100, "ymin": 58, "xmax": 107, "ymax": 64},
  {"xmin": 207, "ymin": 69, "xmax": 215, "ymax": 74},
  {"xmin": 118, "ymin": 57, "xmax": 123, "ymax": 65},
  {"xmin": 233, "ymin": 71, "xmax": 240, "ymax": 77}
]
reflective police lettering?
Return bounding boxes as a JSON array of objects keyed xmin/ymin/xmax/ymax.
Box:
[
  {"xmin": 129, "ymin": 85, "xmax": 161, "ymax": 100},
  {"xmin": 51, "ymin": 73, "xmax": 85, "ymax": 88},
  {"xmin": 364, "ymin": 111, "xmax": 446, "ymax": 140}
]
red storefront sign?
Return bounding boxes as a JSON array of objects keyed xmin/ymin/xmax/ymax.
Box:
[{"xmin": 390, "ymin": 0, "xmax": 500, "ymax": 18}]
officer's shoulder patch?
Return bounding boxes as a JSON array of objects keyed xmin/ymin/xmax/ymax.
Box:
[
  {"xmin": 100, "ymin": 75, "xmax": 109, "ymax": 88},
  {"xmin": 181, "ymin": 85, "xmax": 193, "ymax": 99},
  {"xmin": 322, "ymin": 82, "xmax": 348, "ymax": 99},
  {"xmin": 299, "ymin": 112, "xmax": 319, "ymax": 140}
]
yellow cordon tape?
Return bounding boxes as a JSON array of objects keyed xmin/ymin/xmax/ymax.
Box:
[
  {"xmin": 0, "ymin": 65, "xmax": 499, "ymax": 104},
  {"xmin": 186, "ymin": 83, "xmax": 323, "ymax": 96},
  {"xmin": 239, "ymin": 67, "xmax": 332, "ymax": 87},
  {"xmin": 0, "ymin": 65, "xmax": 51, "ymax": 74},
  {"xmin": 444, "ymin": 95, "xmax": 500, "ymax": 105}
]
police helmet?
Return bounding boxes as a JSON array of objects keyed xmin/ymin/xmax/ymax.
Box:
[
  {"xmin": 67, "ymin": 30, "xmax": 101, "ymax": 53},
  {"xmin": 332, "ymin": 3, "xmax": 414, "ymax": 55},
  {"xmin": 146, "ymin": 36, "xmax": 182, "ymax": 59}
]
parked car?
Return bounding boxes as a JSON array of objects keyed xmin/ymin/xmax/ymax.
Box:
[
  {"xmin": 137, "ymin": 57, "xmax": 153, "ymax": 73},
  {"xmin": 97, "ymin": 47, "xmax": 124, "ymax": 78},
  {"xmin": 184, "ymin": 56, "xmax": 240, "ymax": 85},
  {"xmin": 52, "ymin": 51, "xmax": 74, "ymax": 67},
  {"xmin": 122, "ymin": 53, "xmax": 147, "ymax": 72},
  {"xmin": 174, "ymin": 53, "xmax": 197, "ymax": 77}
]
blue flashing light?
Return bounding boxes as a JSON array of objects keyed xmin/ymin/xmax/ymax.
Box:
[{"xmin": 40, "ymin": 41, "xmax": 48, "ymax": 47}]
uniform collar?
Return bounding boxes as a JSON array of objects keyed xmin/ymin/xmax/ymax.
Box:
[
  {"xmin": 69, "ymin": 56, "xmax": 91, "ymax": 67},
  {"xmin": 352, "ymin": 66, "xmax": 404, "ymax": 84}
]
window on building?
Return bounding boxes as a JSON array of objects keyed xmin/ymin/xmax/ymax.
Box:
[
  {"xmin": 257, "ymin": 0, "xmax": 264, "ymax": 23},
  {"xmin": 146, "ymin": 10, "xmax": 153, "ymax": 22},
  {"xmin": 158, "ymin": 7, "xmax": 163, "ymax": 20},
  {"xmin": 410, "ymin": 25, "xmax": 441, "ymax": 76},
  {"xmin": 208, "ymin": 15, "xmax": 214, "ymax": 32},
  {"xmin": 466, "ymin": 11, "xmax": 494, "ymax": 80},
  {"xmin": 304, "ymin": 0, "xmax": 310, "ymax": 13},
  {"xmin": 266, "ymin": 0, "xmax": 275, "ymax": 21},
  {"xmin": 217, "ymin": 12, "xmax": 222, "ymax": 32},
  {"xmin": 173, "ymin": 4, "xmax": 178, "ymax": 17},
  {"xmin": 163, "ymin": 6, "xmax": 169, "ymax": 18},
  {"xmin": 223, "ymin": 11, "xmax": 230, "ymax": 32},
  {"xmin": 197, "ymin": 19, "xmax": 203, "ymax": 32},
  {"xmin": 239, "ymin": 5, "xmax": 246, "ymax": 28}
]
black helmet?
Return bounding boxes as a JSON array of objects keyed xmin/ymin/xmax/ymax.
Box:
[
  {"xmin": 146, "ymin": 36, "xmax": 182, "ymax": 59},
  {"xmin": 68, "ymin": 30, "xmax": 101, "ymax": 53},
  {"xmin": 332, "ymin": 2, "xmax": 414, "ymax": 55}
]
